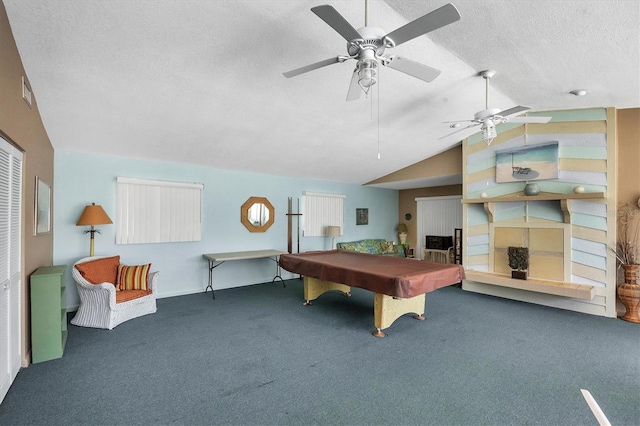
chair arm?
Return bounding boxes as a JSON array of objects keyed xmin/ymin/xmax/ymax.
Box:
[{"xmin": 148, "ymin": 271, "xmax": 159, "ymax": 293}]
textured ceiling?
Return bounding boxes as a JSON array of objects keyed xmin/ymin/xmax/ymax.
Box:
[{"xmin": 4, "ymin": 0, "xmax": 639, "ymax": 188}]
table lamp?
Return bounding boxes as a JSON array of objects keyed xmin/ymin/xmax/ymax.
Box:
[
  {"xmin": 396, "ymin": 223, "xmax": 408, "ymax": 245},
  {"xmin": 76, "ymin": 202, "xmax": 112, "ymax": 256},
  {"xmin": 326, "ymin": 226, "xmax": 341, "ymax": 250}
]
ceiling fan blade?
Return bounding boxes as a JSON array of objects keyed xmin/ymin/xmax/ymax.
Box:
[
  {"xmin": 346, "ymin": 67, "xmax": 361, "ymax": 101},
  {"xmin": 442, "ymin": 119, "xmax": 477, "ymax": 124},
  {"xmin": 439, "ymin": 123, "xmax": 481, "ymax": 140},
  {"xmin": 383, "ymin": 3, "xmax": 461, "ymax": 47},
  {"xmin": 509, "ymin": 116, "xmax": 552, "ymax": 124},
  {"xmin": 383, "ymin": 56, "xmax": 441, "ymax": 83},
  {"xmin": 498, "ymin": 105, "xmax": 531, "ymax": 117},
  {"xmin": 311, "ymin": 5, "xmax": 362, "ymax": 42},
  {"xmin": 283, "ymin": 57, "xmax": 344, "ymax": 78}
]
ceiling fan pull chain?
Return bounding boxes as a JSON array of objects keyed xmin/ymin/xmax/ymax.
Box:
[{"xmin": 377, "ymin": 72, "xmax": 381, "ymax": 160}]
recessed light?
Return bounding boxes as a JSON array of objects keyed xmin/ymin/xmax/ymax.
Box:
[{"xmin": 570, "ymin": 89, "xmax": 589, "ymax": 96}]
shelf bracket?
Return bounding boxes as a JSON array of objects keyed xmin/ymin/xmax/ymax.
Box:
[
  {"xmin": 560, "ymin": 199, "xmax": 572, "ymax": 223},
  {"xmin": 483, "ymin": 202, "xmax": 495, "ymax": 223}
]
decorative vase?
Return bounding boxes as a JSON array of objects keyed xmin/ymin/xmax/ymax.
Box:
[
  {"xmin": 618, "ymin": 264, "xmax": 640, "ymax": 323},
  {"xmin": 524, "ymin": 182, "xmax": 540, "ymax": 196}
]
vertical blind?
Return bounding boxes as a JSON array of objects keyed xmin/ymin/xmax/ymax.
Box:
[
  {"xmin": 0, "ymin": 137, "xmax": 21, "ymax": 290},
  {"xmin": 302, "ymin": 191, "xmax": 345, "ymax": 237},
  {"xmin": 416, "ymin": 196, "xmax": 462, "ymax": 259},
  {"xmin": 116, "ymin": 177, "xmax": 204, "ymax": 244}
]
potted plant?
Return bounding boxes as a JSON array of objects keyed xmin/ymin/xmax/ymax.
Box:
[
  {"xmin": 508, "ymin": 246, "xmax": 529, "ymax": 280},
  {"xmin": 615, "ymin": 203, "xmax": 640, "ymax": 323}
]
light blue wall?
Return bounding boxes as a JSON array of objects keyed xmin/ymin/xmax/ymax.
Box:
[{"xmin": 54, "ymin": 151, "xmax": 398, "ymax": 309}]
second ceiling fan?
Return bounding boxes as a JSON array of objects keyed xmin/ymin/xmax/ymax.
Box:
[
  {"xmin": 441, "ymin": 70, "xmax": 552, "ymax": 144},
  {"xmin": 283, "ymin": 1, "xmax": 461, "ymax": 101}
]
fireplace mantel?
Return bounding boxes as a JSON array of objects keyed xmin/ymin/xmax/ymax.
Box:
[{"xmin": 462, "ymin": 192, "xmax": 606, "ymax": 223}]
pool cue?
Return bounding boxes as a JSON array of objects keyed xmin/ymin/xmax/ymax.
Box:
[{"xmin": 287, "ymin": 197, "xmax": 292, "ymax": 253}]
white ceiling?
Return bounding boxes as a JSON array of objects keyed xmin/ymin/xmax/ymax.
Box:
[{"xmin": 4, "ymin": 1, "xmax": 639, "ymax": 188}]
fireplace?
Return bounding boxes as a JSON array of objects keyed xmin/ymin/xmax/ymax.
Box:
[{"xmin": 493, "ymin": 225, "xmax": 567, "ymax": 281}]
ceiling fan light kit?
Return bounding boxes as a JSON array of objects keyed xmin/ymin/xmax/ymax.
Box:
[
  {"xmin": 282, "ymin": 2, "xmax": 461, "ymax": 100},
  {"xmin": 441, "ymin": 69, "xmax": 552, "ymax": 144},
  {"xmin": 356, "ymin": 53, "xmax": 377, "ymax": 94}
]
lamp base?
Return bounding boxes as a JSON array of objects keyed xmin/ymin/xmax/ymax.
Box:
[{"xmin": 399, "ymin": 232, "xmax": 407, "ymax": 245}]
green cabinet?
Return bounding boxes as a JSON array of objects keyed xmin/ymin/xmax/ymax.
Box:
[{"xmin": 30, "ymin": 265, "xmax": 67, "ymax": 363}]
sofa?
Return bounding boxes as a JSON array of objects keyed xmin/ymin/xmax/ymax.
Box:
[
  {"xmin": 71, "ymin": 255, "xmax": 158, "ymax": 329},
  {"xmin": 336, "ymin": 239, "xmax": 406, "ymax": 257}
]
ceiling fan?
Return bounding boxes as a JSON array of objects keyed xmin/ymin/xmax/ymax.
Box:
[
  {"xmin": 283, "ymin": 1, "xmax": 461, "ymax": 101},
  {"xmin": 440, "ymin": 70, "xmax": 552, "ymax": 144}
]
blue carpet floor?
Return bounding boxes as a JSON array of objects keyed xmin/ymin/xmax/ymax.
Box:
[{"xmin": 1, "ymin": 280, "xmax": 639, "ymax": 425}]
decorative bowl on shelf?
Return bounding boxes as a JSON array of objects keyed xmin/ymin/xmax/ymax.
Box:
[{"xmin": 524, "ymin": 182, "xmax": 540, "ymax": 196}]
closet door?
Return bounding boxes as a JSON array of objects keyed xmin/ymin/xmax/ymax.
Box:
[{"xmin": 0, "ymin": 136, "xmax": 22, "ymax": 405}]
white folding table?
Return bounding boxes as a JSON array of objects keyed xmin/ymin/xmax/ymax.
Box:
[{"xmin": 202, "ymin": 249, "xmax": 287, "ymax": 299}]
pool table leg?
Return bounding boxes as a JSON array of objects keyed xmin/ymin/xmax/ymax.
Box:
[
  {"xmin": 303, "ymin": 277, "xmax": 351, "ymax": 305},
  {"xmin": 373, "ymin": 293, "xmax": 426, "ymax": 337}
]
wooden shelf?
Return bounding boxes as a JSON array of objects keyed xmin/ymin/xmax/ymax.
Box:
[
  {"xmin": 462, "ymin": 192, "xmax": 606, "ymax": 223},
  {"xmin": 465, "ymin": 270, "xmax": 595, "ymax": 300},
  {"xmin": 462, "ymin": 191, "xmax": 605, "ymax": 204}
]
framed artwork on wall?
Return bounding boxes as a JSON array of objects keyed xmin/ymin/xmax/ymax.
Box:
[
  {"xmin": 356, "ymin": 208, "xmax": 368, "ymax": 225},
  {"xmin": 34, "ymin": 176, "xmax": 51, "ymax": 235},
  {"xmin": 495, "ymin": 141, "xmax": 559, "ymax": 183}
]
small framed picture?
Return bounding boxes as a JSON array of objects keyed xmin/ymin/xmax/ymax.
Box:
[{"xmin": 356, "ymin": 208, "xmax": 368, "ymax": 225}]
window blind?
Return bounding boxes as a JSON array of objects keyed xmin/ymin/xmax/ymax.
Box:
[
  {"xmin": 302, "ymin": 191, "xmax": 345, "ymax": 237},
  {"xmin": 116, "ymin": 177, "xmax": 203, "ymax": 244}
]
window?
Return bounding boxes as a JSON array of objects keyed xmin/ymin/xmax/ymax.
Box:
[
  {"xmin": 302, "ymin": 191, "xmax": 345, "ymax": 237},
  {"xmin": 116, "ymin": 177, "xmax": 203, "ymax": 244}
]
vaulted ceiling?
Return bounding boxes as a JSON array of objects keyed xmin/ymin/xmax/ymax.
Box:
[{"xmin": 4, "ymin": 1, "xmax": 639, "ymax": 188}]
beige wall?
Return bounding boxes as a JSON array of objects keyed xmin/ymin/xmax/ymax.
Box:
[
  {"xmin": 1, "ymin": 3, "xmax": 55, "ymax": 366},
  {"xmin": 398, "ymin": 184, "xmax": 462, "ymax": 248},
  {"xmin": 366, "ymin": 145, "xmax": 462, "ymax": 184},
  {"xmin": 617, "ymin": 108, "xmax": 640, "ymax": 206},
  {"xmin": 372, "ymin": 145, "xmax": 464, "ymax": 248}
]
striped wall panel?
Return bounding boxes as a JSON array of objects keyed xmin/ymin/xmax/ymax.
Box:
[
  {"xmin": 462, "ymin": 107, "xmax": 615, "ymax": 316},
  {"xmin": 527, "ymin": 201, "xmax": 565, "ymax": 222}
]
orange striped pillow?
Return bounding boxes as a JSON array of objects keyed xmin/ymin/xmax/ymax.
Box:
[{"xmin": 117, "ymin": 264, "xmax": 151, "ymax": 291}]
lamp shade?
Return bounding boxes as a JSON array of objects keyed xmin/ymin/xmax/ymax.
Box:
[
  {"xmin": 76, "ymin": 203, "xmax": 112, "ymax": 226},
  {"xmin": 326, "ymin": 226, "xmax": 341, "ymax": 237},
  {"xmin": 396, "ymin": 223, "xmax": 408, "ymax": 233}
]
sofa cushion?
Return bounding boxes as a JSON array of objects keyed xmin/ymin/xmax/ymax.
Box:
[
  {"xmin": 337, "ymin": 239, "xmax": 405, "ymax": 257},
  {"xmin": 380, "ymin": 240, "xmax": 396, "ymax": 254},
  {"xmin": 117, "ymin": 264, "xmax": 151, "ymax": 291},
  {"xmin": 75, "ymin": 256, "xmax": 120, "ymax": 286},
  {"xmin": 116, "ymin": 289, "xmax": 152, "ymax": 304}
]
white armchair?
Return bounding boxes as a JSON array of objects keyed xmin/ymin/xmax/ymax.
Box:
[{"xmin": 71, "ymin": 256, "xmax": 158, "ymax": 330}]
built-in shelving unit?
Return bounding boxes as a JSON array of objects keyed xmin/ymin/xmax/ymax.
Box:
[{"xmin": 31, "ymin": 265, "xmax": 67, "ymax": 364}]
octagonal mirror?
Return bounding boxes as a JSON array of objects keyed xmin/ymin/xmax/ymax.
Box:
[{"xmin": 241, "ymin": 196, "xmax": 274, "ymax": 232}]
